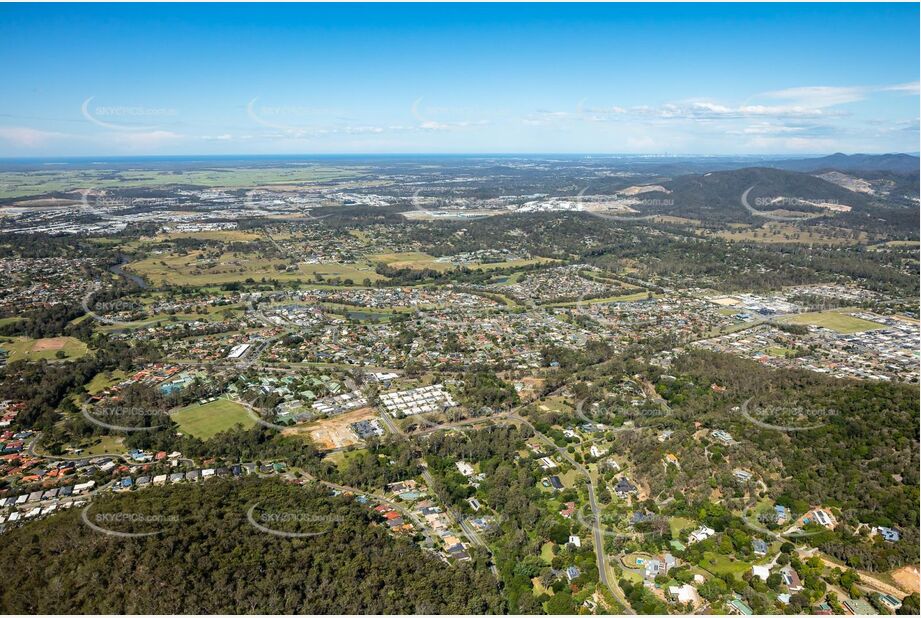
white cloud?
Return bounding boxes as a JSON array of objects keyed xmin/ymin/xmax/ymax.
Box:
[
  {"xmin": 760, "ymin": 85, "xmax": 867, "ymax": 108},
  {"xmin": 0, "ymin": 126, "xmax": 70, "ymax": 147},
  {"xmin": 110, "ymin": 130, "xmax": 183, "ymax": 150},
  {"xmin": 882, "ymin": 81, "xmax": 921, "ymax": 95}
]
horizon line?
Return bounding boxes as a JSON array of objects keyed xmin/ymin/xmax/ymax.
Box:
[{"xmin": 1, "ymin": 151, "xmax": 918, "ymax": 161}]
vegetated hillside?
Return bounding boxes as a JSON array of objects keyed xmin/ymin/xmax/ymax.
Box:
[
  {"xmin": 659, "ymin": 167, "xmax": 873, "ymax": 220},
  {"xmin": 621, "ymin": 166, "xmax": 918, "ymax": 236},
  {"xmin": 0, "ymin": 479, "xmax": 503, "ymax": 614},
  {"xmin": 768, "ymin": 152, "xmax": 920, "ymax": 175}
]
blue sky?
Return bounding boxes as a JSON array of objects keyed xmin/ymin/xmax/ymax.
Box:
[{"xmin": 0, "ymin": 2, "xmax": 918, "ymax": 156}]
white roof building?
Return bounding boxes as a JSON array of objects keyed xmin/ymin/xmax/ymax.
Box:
[
  {"xmin": 751, "ymin": 565, "xmax": 771, "ymax": 581},
  {"xmin": 688, "ymin": 526, "xmax": 715, "ymax": 544}
]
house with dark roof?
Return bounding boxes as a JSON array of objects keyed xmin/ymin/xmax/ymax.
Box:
[
  {"xmin": 877, "ymin": 594, "xmax": 902, "ymax": 612},
  {"xmin": 875, "ymin": 526, "xmax": 900, "ymax": 542},
  {"xmin": 614, "ymin": 477, "xmax": 638, "ymax": 497}
]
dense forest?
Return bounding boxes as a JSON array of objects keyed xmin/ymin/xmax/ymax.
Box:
[{"xmin": 0, "ymin": 479, "xmax": 504, "ymax": 614}]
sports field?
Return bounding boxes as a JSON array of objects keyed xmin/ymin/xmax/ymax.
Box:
[
  {"xmin": 171, "ymin": 399, "xmax": 255, "ymax": 440},
  {"xmin": 780, "ymin": 310, "xmax": 883, "ymax": 334},
  {"xmin": 0, "ymin": 336, "xmax": 89, "ymax": 362}
]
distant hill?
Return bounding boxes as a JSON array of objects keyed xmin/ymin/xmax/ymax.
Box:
[
  {"xmin": 767, "ymin": 153, "xmax": 920, "ymax": 175},
  {"xmin": 626, "ymin": 167, "xmax": 874, "ymax": 222}
]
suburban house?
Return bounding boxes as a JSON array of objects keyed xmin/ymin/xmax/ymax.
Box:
[
  {"xmin": 842, "ymin": 598, "xmax": 876, "ymax": 615},
  {"xmin": 874, "ymin": 526, "xmax": 900, "ymax": 542},
  {"xmin": 559, "ymin": 502, "xmax": 576, "ymax": 518},
  {"xmin": 614, "ymin": 477, "xmax": 638, "ymax": 498},
  {"xmin": 803, "ymin": 508, "xmax": 835, "ymax": 528},
  {"xmin": 455, "ymin": 461, "xmax": 474, "ymax": 477},
  {"xmin": 781, "ymin": 566, "xmax": 803, "ymax": 592},
  {"xmin": 687, "ymin": 525, "xmax": 715, "ymax": 544},
  {"xmin": 644, "ymin": 553, "xmax": 677, "ymax": 579},
  {"xmin": 732, "ymin": 468, "xmax": 753, "ymax": 483},
  {"xmin": 728, "ymin": 597, "xmax": 754, "ymax": 615},
  {"xmin": 667, "ymin": 584, "xmax": 700, "ymax": 606},
  {"xmin": 774, "ymin": 504, "xmax": 790, "ymax": 523},
  {"xmin": 876, "ymin": 594, "xmax": 903, "ymax": 612}
]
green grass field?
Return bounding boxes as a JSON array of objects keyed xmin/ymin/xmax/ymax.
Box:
[
  {"xmin": 0, "ymin": 317, "xmax": 25, "ymax": 328},
  {"xmin": 0, "ymin": 336, "xmax": 89, "ymax": 362},
  {"xmin": 699, "ymin": 551, "xmax": 752, "ymax": 577},
  {"xmin": 765, "ymin": 346, "xmax": 796, "ymax": 358},
  {"xmin": 323, "ymin": 448, "xmax": 368, "ymax": 467},
  {"xmin": 621, "ymin": 552, "xmax": 653, "ymax": 569},
  {"xmin": 171, "ymin": 398, "xmax": 255, "ymax": 440},
  {"xmin": 540, "ymin": 541, "xmax": 556, "ymax": 564},
  {"xmin": 126, "ymin": 250, "xmax": 387, "ymax": 286},
  {"xmin": 79, "ymin": 435, "xmax": 128, "ymax": 456},
  {"xmin": 547, "ymin": 291, "xmax": 655, "ymax": 308},
  {"xmin": 780, "ymin": 310, "xmax": 883, "ymax": 334},
  {"xmin": 85, "ymin": 370, "xmax": 128, "ymax": 395},
  {"xmin": 370, "ymin": 251, "xmax": 555, "ymax": 273},
  {"xmin": 96, "ymin": 306, "xmax": 246, "ymax": 332},
  {"xmin": 668, "ymin": 516, "xmax": 695, "ymax": 537}
]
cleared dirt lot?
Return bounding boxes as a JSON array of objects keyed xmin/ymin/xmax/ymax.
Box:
[
  {"xmin": 283, "ymin": 407, "xmax": 378, "ymax": 450},
  {"xmin": 890, "ymin": 565, "xmax": 920, "ymax": 594}
]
